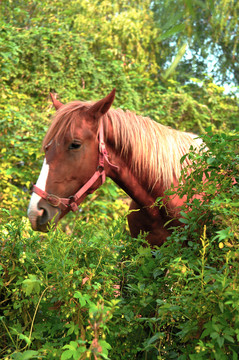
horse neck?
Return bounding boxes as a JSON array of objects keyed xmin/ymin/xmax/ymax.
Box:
[{"xmin": 103, "ymin": 115, "xmax": 166, "ymax": 211}]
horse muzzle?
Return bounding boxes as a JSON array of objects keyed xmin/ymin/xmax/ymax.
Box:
[{"xmin": 28, "ymin": 198, "xmax": 61, "ymax": 232}]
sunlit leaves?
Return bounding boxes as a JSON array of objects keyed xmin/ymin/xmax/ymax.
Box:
[{"xmin": 152, "ymin": 0, "xmax": 239, "ymax": 85}]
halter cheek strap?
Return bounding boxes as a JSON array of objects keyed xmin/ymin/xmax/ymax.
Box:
[{"xmin": 32, "ymin": 120, "xmax": 118, "ymax": 214}]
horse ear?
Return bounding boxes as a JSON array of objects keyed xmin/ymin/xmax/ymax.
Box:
[
  {"xmin": 87, "ymin": 89, "xmax": 116, "ymax": 119},
  {"xmin": 50, "ymin": 93, "xmax": 64, "ymax": 110}
]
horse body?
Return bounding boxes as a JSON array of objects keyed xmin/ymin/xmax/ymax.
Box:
[{"xmin": 28, "ymin": 89, "xmax": 200, "ymax": 246}]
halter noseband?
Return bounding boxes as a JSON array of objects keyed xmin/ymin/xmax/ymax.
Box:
[{"xmin": 32, "ymin": 120, "xmax": 118, "ymax": 214}]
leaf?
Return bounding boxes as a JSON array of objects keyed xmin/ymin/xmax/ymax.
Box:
[
  {"xmin": 15, "ymin": 350, "xmax": 39, "ymax": 359},
  {"xmin": 143, "ymin": 332, "xmax": 163, "ymax": 348},
  {"xmin": 19, "ymin": 333, "xmax": 31, "ymax": 346},
  {"xmin": 5, "ymin": 167, "xmax": 21, "ymax": 175},
  {"xmin": 73, "ymin": 291, "xmax": 82, "ymax": 299},
  {"xmin": 218, "ymin": 302, "xmax": 224, "ymax": 313},
  {"xmin": 185, "ymin": 0, "xmax": 195, "ymax": 18},
  {"xmin": 98, "ymin": 340, "xmax": 112, "ymax": 355},
  {"xmin": 158, "ymin": 23, "xmax": 185, "ymax": 42},
  {"xmin": 214, "ymin": 227, "xmax": 233, "ymax": 241},
  {"xmin": 206, "ymin": 157, "xmax": 216, "ymax": 165},
  {"xmin": 61, "ymin": 350, "xmax": 75, "ymax": 360},
  {"xmin": 162, "ymin": 43, "xmax": 187, "ymax": 80},
  {"xmin": 22, "ymin": 275, "xmax": 41, "ymax": 296},
  {"xmin": 180, "ymin": 154, "xmax": 188, "ymax": 164},
  {"xmin": 211, "ymin": 331, "xmax": 219, "ymax": 339},
  {"xmin": 232, "ymin": 350, "xmax": 238, "ymax": 360},
  {"xmin": 73, "ymin": 291, "xmax": 86, "ymax": 307},
  {"xmin": 216, "ymin": 336, "xmax": 224, "ymax": 348},
  {"xmin": 62, "ymin": 341, "xmax": 78, "ymax": 350},
  {"xmin": 66, "ymin": 322, "xmax": 77, "ymax": 336},
  {"xmin": 224, "ymin": 334, "xmax": 235, "ymax": 343},
  {"xmin": 179, "ymin": 218, "xmax": 189, "ymax": 224}
]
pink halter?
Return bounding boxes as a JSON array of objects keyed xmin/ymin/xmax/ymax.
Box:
[{"xmin": 32, "ymin": 120, "xmax": 118, "ymax": 214}]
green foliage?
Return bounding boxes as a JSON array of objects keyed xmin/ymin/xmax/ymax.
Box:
[
  {"xmin": 1, "ymin": 1, "xmax": 239, "ymax": 359},
  {"xmin": 1, "ymin": 130, "xmax": 238, "ymax": 359},
  {"xmin": 0, "ymin": 217, "xmax": 123, "ymax": 359},
  {"xmin": 1, "ymin": 2, "xmax": 238, "ymax": 223},
  {"xmin": 152, "ymin": 0, "xmax": 239, "ymax": 85},
  {"xmin": 140, "ymin": 79, "xmax": 238, "ymax": 133}
]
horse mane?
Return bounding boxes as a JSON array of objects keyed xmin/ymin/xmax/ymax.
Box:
[
  {"xmin": 43, "ymin": 101, "xmax": 201, "ymax": 190},
  {"xmin": 103, "ymin": 109, "xmax": 200, "ymax": 189}
]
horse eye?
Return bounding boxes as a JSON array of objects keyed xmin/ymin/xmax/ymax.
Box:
[{"xmin": 69, "ymin": 142, "xmax": 81, "ymax": 150}]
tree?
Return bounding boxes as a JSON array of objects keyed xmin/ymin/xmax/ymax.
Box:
[{"xmin": 152, "ymin": 0, "xmax": 239, "ymax": 86}]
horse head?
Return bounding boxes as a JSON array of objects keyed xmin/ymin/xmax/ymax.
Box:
[{"xmin": 28, "ymin": 89, "xmax": 116, "ymax": 232}]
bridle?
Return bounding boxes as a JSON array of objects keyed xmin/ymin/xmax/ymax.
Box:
[{"xmin": 32, "ymin": 120, "xmax": 118, "ymax": 214}]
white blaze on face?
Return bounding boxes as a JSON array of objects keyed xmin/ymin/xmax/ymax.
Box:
[{"xmin": 27, "ymin": 158, "xmax": 49, "ymax": 225}]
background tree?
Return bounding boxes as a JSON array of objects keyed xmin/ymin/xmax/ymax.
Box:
[{"xmin": 152, "ymin": 0, "xmax": 239, "ymax": 86}]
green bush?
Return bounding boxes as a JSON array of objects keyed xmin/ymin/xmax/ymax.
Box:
[
  {"xmin": 108, "ymin": 129, "xmax": 239, "ymax": 359},
  {"xmin": 0, "ymin": 217, "xmax": 125, "ymax": 359},
  {"xmin": 1, "ymin": 130, "xmax": 238, "ymax": 359}
]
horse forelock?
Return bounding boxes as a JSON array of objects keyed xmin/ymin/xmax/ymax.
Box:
[{"xmin": 42, "ymin": 101, "xmax": 93, "ymax": 150}]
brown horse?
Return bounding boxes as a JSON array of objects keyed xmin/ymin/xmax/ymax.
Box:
[{"xmin": 28, "ymin": 89, "xmax": 202, "ymax": 246}]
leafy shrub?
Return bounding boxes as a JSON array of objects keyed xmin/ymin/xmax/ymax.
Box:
[
  {"xmin": 108, "ymin": 129, "xmax": 239, "ymax": 359},
  {"xmin": 140, "ymin": 79, "xmax": 239, "ymax": 133},
  {"xmin": 1, "ymin": 130, "xmax": 238, "ymax": 359},
  {"xmin": 0, "ymin": 217, "xmax": 125, "ymax": 359}
]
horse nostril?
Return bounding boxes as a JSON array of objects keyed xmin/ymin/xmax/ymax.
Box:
[
  {"xmin": 34, "ymin": 200, "xmax": 61, "ymax": 232},
  {"xmin": 38, "ymin": 207, "xmax": 50, "ymax": 225}
]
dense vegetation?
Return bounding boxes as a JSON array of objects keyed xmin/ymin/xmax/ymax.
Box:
[{"xmin": 0, "ymin": 1, "xmax": 238, "ymax": 359}]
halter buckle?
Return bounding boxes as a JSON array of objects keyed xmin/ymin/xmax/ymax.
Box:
[
  {"xmin": 99, "ymin": 141, "xmax": 106, "ymax": 154},
  {"xmin": 46, "ymin": 194, "xmax": 61, "ymax": 207},
  {"xmin": 68, "ymin": 196, "xmax": 78, "ymax": 212},
  {"xmin": 97, "ymin": 165, "xmax": 104, "ymax": 172}
]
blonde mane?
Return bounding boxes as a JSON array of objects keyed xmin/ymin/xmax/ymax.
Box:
[
  {"xmin": 43, "ymin": 101, "xmax": 200, "ymax": 190},
  {"xmin": 104, "ymin": 109, "xmax": 200, "ymax": 189}
]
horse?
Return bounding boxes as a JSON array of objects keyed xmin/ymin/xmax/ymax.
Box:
[{"xmin": 28, "ymin": 89, "xmax": 202, "ymax": 246}]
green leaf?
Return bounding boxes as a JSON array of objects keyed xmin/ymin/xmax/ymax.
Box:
[
  {"xmin": 22, "ymin": 351, "xmax": 39, "ymax": 360},
  {"xmin": 211, "ymin": 331, "xmax": 219, "ymax": 339},
  {"xmin": 22, "ymin": 275, "xmax": 41, "ymax": 296},
  {"xmin": 61, "ymin": 350, "xmax": 75, "ymax": 360},
  {"xmin": 158, "ymin": 23, "xmax": 186, "ymax": 42},
  {"xmin": 216, "ymin": 336, "xmax": 224, "ymax": 348},
  {"xmin": 179, "ymin": 218, "xmax": 189, "ymax": 224},
  {"xmin": 218, "ymin": 302, "xmax": 224, "ymax": 313},
  {"xmin": 14, "ymin": 350, "xmax": 39, "ymax": 360},
  {"xmin": 232, "ymin": 350, "xmax": 238, "ymax": 360},
  {"xmin": 162, "ymin": 43, "xmax": 187, "ymax": 80},
  {"xmin": 206, "ymin": 157, "xmax": 216, "ymax": 165},
  {"xmin": 73, "ymin": 291, "xmax": 86, "ymax": 307},
  {"xmin": 224, "ymin": 334, "xmax": 235, "ymax": 343},
  {"xmin": 214, "ymin": 227, "xmax": 233, "ymax": 241},
  {"xmin": 73, "ymin": 291, "xmax": 82, "ymax": 299},
  {"xmin": 98, "ymin": 340, "xmax": 112, "ymax": 355},
  {"xmin": 19, "ymin": 333, "xmax": 31, "ymax": 346},
  {"xmin": 62, "ymin": 341, "xmax": 78, "ymax": 350}
]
